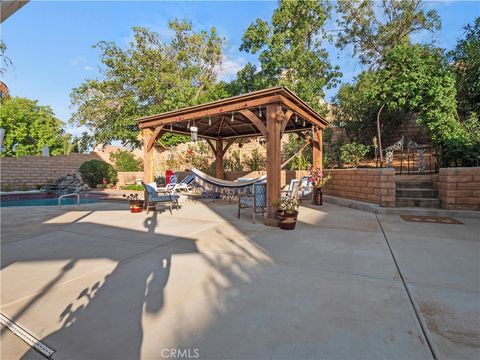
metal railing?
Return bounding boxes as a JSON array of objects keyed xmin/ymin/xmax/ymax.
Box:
[{"xmin": 58, "ymin": 193, "xmax": 80, "ymax": 206}]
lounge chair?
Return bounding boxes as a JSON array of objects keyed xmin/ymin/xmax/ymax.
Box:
[
  {"xmin": 282, "ymin": 179, "xmax": 300, "ymax": 201},
  {"xmin": 298, "ymin": 176, "xmax": 313, "ymax": 202},
  {"xmin": 237, "ymin": 182, "xmax": 267, "ymax": 224},
  {"xmin": 142, "ymin": 181, "xmax": 180, "ymax": 214},
  {"xmin": 160, "ymin": 174, "xmax": 195, "ymax": 193}
]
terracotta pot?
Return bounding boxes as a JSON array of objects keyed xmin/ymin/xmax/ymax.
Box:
[
  {"xmin": 312, "ymin": 187, "xmax": 323, "ymax": 206},
  {"xmin": 130, "ymin": 206, "xmax": 143, "ymax": 213},
  {"xmin": 129, "ymin": 200, "xmax": 144, "ymax": 213}
]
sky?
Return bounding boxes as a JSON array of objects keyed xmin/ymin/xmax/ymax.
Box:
[{"xmin": 1, "ymin": 0, "xmax": 479, "ymax": 137}]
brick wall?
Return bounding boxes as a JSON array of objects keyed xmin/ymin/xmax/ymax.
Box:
[
  {"xmin": 438, "ymin": 167, "xmax": 480, "ymax": 211},
  {"xmin": 0, "ymin": 153, "xmax": 99, "ymax": 190},
  {"xmin": 322, "ymin": 168, "xmax": 396, "ymax": 207}
]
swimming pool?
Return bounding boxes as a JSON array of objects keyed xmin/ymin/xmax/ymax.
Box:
[{"xmin": 0, "ymin": 197, "xmax": 102, "ymax": 207}]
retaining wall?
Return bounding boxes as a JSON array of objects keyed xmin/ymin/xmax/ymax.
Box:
[
  {"xmin": 0, "ymin": 153, "xmax": 99, "ymax": 190},
  {"xmin": 438, "ymin": 167, "xmax": 480, "ymax": 211},
  {"xmin": 322, "ymin": 168, "xmax": 396, "ymax": 207}
]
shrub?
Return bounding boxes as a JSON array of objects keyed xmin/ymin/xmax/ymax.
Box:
[
  {"xmin": 339, "ymin": 143, "xmax": 370, "ymax": 168},
  {"xmin": 120, "ymin": 184, "xmax": 144, "ymax": 191},
  {"xmin": 79, "ymin": 160, "xmax": 118, "ymax": 187},
  {"xmin": 243, "ymin": 149, "xmax": 266, "ymax": 171},
  {"xmin": 224, "ymin": 150, "xmax": 243, "ymax": 171},
  {"xmin": 109, "ymin": 150, "xmax": 143, "ymax": 171}
]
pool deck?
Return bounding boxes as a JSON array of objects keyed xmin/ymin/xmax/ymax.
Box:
[{"xmin": 1, "ymin": 199, "xmax": 479, "ymax": 359}]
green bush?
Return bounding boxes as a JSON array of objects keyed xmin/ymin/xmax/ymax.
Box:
[
  {"xmin": 79, "ymin": 160, "xmax": 118, "ymax": 187},
  {"xmin": 109, "ymin": 150, "xmax": 143, "ymax": 171},
  {"xmin": 120, "ymin": 184, "xmax": 144, "ymax": 191},
  {"xmin": 339, "ymin": 143, "xmax": 370, "ymax": 168},
  {"xmin": 243, "ymin": 149, "xmax": 266, "ymax": 171}
]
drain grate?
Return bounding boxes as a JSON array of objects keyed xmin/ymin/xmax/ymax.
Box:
[
  {"xmin": 401, "ymin": 215, "xmax": 463, "ymax": 224},
  {"xmin": 0, "ymin": 313, "xmax": 55, "ymax": 358}
]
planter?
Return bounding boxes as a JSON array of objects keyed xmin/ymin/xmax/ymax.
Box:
[
  {"xmin": 312, "ymin": 187, "xmax": 323, "ymax": 206},
  {"xmin": 277, "ymin": 210, "xmax": 298, "ymax": 230},
  {"xmin": 129, "ymin": 200, "xmax": 144, "ymax": 213}
]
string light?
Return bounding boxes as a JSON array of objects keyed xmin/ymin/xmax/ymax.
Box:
[
  {"xmin": 187, "ymin": 120, "xmax": 191, "ymax": 130},
  {"xmin": 302, "ymin": 119, "xmax": 306, "ymax": 127},
  {"xmin": 208, "ymin": 116, "xmax": 211, "ymax": 125},
  {"xmin": 259, "ymin": 107, "xmax": 262, "ymax": 117},
  {"xmin": 295, "ymin": 114, "xmax": 298, "ymax": 123},
  {"xmin": 231, "ymin": 112, "xmax": 234, "ymax": 122},
  {"xmin": 170, "ymin": 124, "xmax": 173, "ymax": 131}
]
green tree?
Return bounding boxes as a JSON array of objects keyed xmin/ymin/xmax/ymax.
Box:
[
  {"xmin": 449, "ymin": 17, "xmax": 480, "ymax": 118},
  {"xmin": 71, "ymin": 20, "xmax": 228, "ymax": 148},
  {"xmin": 109, "ymin": 150, "xmax": 143, "ymax": 171},
  {"xmin": 336, "ymin": 0, "xmax": 441, "ymax": 67},
  {"xmin": 233, "ymin": 0, "xmax": 340, "ymax": 112},
  {"xmin": 0, "ymin": 97, "xmax": 66, "ymax": 156},
  {"xmin": 243, "ymin": 149, "xmax": 266, "ymax": 171}
]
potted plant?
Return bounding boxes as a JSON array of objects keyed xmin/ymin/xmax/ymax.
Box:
[
  {"xmin": 274, "ymin": 197, "xmax": 300, "ymax": 230},
  {"xmin": 123, "ymin": 193, "xmax": 144, "ymax": 213},
  {"xmin": 309, "ymin": 167, "xmax": 332, "ymax": 206}
]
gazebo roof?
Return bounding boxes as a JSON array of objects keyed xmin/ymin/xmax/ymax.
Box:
[{"xmin": 136, "ymin": 86, "xmax": 328, "ymax": 140}]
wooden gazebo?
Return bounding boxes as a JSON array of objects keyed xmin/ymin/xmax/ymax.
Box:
[{"xmin": 136, "ymin": 86, "xmax": 328, "ymax": 223}]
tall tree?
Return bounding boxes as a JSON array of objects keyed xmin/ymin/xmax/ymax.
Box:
[
  {"xmin": 233, "ymin": 0, "xmax": 340, "ymax": 112},
  {"xmin": 71, "ymin": 20, "xmax": 227, "ymax": 147},
  {"xmin": 0, "ymin": 97, "xmax": 67, "ymax": 157},
  {"xmin": 449, "ymin": 17, "xmax": 480, "ymax": 119},
  {"xmin": 336, "ymin": 0, "xmax": 441, "ymax": 67}
]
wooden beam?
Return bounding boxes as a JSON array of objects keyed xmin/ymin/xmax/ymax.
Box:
[
  {"xmin": 265, "ymin": 104, "xmax": 283, "ymax": 224},
  {"xmin": 143, "ymin": 129, "xmax": 154, "ymax": 183},
  {"xmin": 279, "ymin": 95, "xmax": 327, "ymax": 129},
  {"xmin": 223, "ymin": 139, "xmax": 235, "ymax": 154},
  {"xmin": 138, "ymin": 95, "xmax": 282, "ymax": 129},
  {"xmin": 312, "ymin": 128, "xmax": 323, "ymax": 170},
  {"xmin": 215, "ymin": 137, "xmax": 225, "ymax": 179},
  {"xmin": 205, "ymin": 139, "xmax": 216, "ymax": 153},
  {"xmin": 239, "ymin": 109, "xmax": 268, "ymax": 137},
  {"xmin": 281, "ymin": 110, "xmax": 294, "ymax": 136},
  {"xmin": 146, "ymin": 125, "xmax": 164, "ymax": 152}
]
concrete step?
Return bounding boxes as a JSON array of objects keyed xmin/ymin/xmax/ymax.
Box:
[
  {"xmin": 395, "ymin": 197, "xmax": 440, "ymax": 208},
  {"xmin": 396, "ymin": 181, "xmax": 434, "ymax": 189},
  {"xmin": 396, "ymin": 188, "xmax": 438, "ymax": 198}
]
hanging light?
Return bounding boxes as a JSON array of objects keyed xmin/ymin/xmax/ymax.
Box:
[
  {"xmin": 208, "ymin": 116, "xmax": 211, "ymax": 126},
  {"xmin": 190, "ymin": 124, "xmax": 198, "ymax": 142},
  {"xmin": 170, "ymin": 124, "xmax": 173, "ymax": 131},
  {"xmin": 295, "ymin": 114, "xmax": 298, "ymax": 123},
  {"xmin": 302, "ymin": 118, "xmax": 306, "ymax": 127},
  {"xmin": 187, "ymin": 120, "xmax": 191, "ymax": 130},
  {"xmin": 231, "ymin": 112, "xmax": 235, "ymax": 122},
  {"xmin": 259, "ymin": 107, "xmax": 262, "ymax": 117}
]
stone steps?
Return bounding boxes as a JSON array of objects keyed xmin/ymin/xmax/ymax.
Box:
[
  {"xmin": 395, "ymin": 179, "xmax": 440, "ymax": 208},
  {"xmin": 396, "ymin": 197, "xmax": 441, "ymax": 208},
  {"xmin": 396, "ymin": 188, "xmax": 438, "ymax": 198}
]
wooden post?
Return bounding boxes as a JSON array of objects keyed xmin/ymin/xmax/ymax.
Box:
[
  {"xmin": 312, "ymin": 127, "xmax": 323, "ymax": 170},
  {"xmin": 215, "ymin": 137, "xmax": 224, "ymax": 180},
  {"xmin": 143, "ymin": 129, "xmax": 154, "ymax": 183},
  {"xmin": 265, "ymin": 104, "xmax": 283, "ymax": 224}
]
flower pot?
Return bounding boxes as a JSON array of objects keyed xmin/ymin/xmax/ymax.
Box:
[
  {"xmin": 313, "ymin": 187, "xmax": 323, "ymax": 206},
  {"xmin": 277, "ymin": 210, "xmax": 298, "ymax": 230},
  {"xmin": 129, "ymin": 200, "xmax": 144, "ymax": 213}
]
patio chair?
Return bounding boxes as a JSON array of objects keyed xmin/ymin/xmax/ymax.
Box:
[
  {"xmin": 298, "ymin": 176, "xmax": 313, "ymax": 202},
  {"xmin": 160, "ymin": 174, "xmax": 195, "ymax": 193},
  {"xmin": 281, "ymin": 179, "xmax": 300, "ymax": 201},
  {"xmin": 142, "ymin": 181, "xmax": 180, "ymax": 214},
  {"xmin": 237, "ymin": 182, "xmax": 267, "ymax": 224}
]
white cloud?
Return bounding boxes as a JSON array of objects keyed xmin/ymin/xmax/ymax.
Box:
[
  {"xmin": 70, "ymin": 57, "xmax": 85, "ymax": 66},
  {"xmin": 83, "ymin": 66, "xmax": 93, "ymax": 71},
  {"xmin": 215, "ymin": 55, "xmax": 247, "ymax": 82}
]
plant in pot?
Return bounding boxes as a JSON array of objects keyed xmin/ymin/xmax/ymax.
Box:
[
  {"xmin": 309, "ymin": 167, "xmax": 331, "ymax": 206},
  {"xmin": 274, "ymin": 197, "xmax": 300, "ymax": 230},
  {"xmin": 123, "ymin": 193, "xmax": 144, "ymax": 213}
]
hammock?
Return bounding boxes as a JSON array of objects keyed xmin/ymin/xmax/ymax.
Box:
[{"xmin": 191, "ymin": 168, "xmax": 266, "ymax": 198}]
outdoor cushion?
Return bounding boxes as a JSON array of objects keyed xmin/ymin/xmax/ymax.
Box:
[{"xmin": 149, "ymin": 194, "xmax": 179, "ymax": 202}]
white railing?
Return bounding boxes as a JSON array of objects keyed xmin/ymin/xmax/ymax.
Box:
[{"xmin": 58, "ymin": 193, "xmax": 80, "ymax": 206}]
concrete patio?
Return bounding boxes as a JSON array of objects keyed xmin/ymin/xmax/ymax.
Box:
[{"xmin": 1, "ymin": 199, "xmax": 479, "ymax": 359}]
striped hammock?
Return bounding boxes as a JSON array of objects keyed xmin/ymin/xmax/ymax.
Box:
[{"xmin": 191, "ymin": 168, "xmax": 266, "ymax": 197}]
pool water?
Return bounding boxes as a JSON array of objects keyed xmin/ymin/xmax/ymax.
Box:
[{"xmin": 0, "ymin": 197, "xmax": 101, "ymax": 207}]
